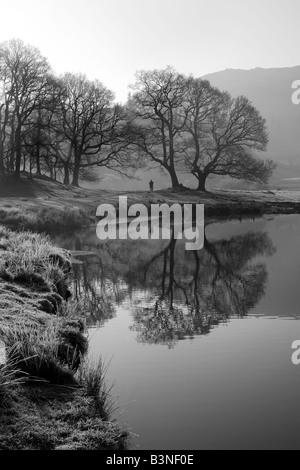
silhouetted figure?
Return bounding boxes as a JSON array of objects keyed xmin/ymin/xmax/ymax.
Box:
[{"xmin": 149, "ymin": 180, "xmax": 154, "ymax": 192}]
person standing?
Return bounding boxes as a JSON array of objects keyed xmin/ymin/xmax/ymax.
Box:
[{"xmin": 149, "ymin": 180, "xmax": 154, "ymax": 192}]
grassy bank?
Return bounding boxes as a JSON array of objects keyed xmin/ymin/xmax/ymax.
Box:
[
  {"xmin": 0, "ymin": 205, "xmax": 91, "ymax": 233},
  {"xmin": 0, "ymin": 227, "xmax": 130, "ymax": 450},
  {"xmin": 1, "ymin": 176, "xmax": 300, "ymax": 228}
]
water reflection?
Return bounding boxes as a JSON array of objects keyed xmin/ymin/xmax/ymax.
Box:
[
  {"xmin": 54, "ymin": 224, "xmax": 275, "ymax": 345},
  {"xmin": 72, "ymin": 261, "xmax": 118, "ymax": 327},
  {"xmin": 130, "ymin": 231, "xmax": 275, "ymax": 347},
  {"xmin": 53, "ymin": 217, "xmax": 300, "ymax": 450}
]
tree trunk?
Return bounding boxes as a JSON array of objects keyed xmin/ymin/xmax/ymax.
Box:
[
  {"xmin": 0, "ymin": 131, "xmax": 4, "ymax": 176},
  {"xmin": 196, "ymin": 172, "xmax": 207, "ymax": 191},
  {"xmin": 169, "ymin": 166, "xmax": 180, "ymax": 188},
  {"xmin": 36, "ymin": 142, "xmax": 41, "ymax": 175},
  {"xmin": 63, "ymin": 164, "xmax": 70, "ymax": 185},
  {"xmin": 36, "ymin": 109, "xmax": 42, "ymax": 175},
  {"xmin": 168, "ymin": 129, "xmax": 181, "ymax": 188},
  {"xmin": 29, "ymin": 158, "xmax": 33, "ymax": 178},
  {"xmin": 0, "ymin": 107, "xmax": 8, "ymax": 176},
  {"xmin": 71, "ymin": 150, "xmax": 81, "ymax": 186},
  {"xmin": 9, "ymin": 118, "xmax": 15, "ymax": 173},
  {"xmin": 14, "ymin": 125, "xmax": 22, "ymax": 178},
  {"xmin": 64, "ymin": 144, "xmax": 72, "ymax": 185},
  {"xmin": 72, "ymin": 166, "xmax": 79, "ymax": 186}
]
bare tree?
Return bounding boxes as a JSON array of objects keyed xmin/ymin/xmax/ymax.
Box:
[
  {"xmin": 128, "ymin": 67, "xmax": 192, "ymax": 188},
  {"xmin": 183, "ymin": 92, "xmax": 275, "ymax": 190},
  {"xmin": 22, "ymin": 75, "xmax": 61, "ymax": 177},
  {"xmin": 0, "ymin": 65, "xmax": 12, "ymax": 175},
  {"xmin": 57, "ymin": 73, "xmax": 133, "ymax": 186},
  {"xmin": 0, "ymin": 39, "xmax": 51, "ymax": 178}
]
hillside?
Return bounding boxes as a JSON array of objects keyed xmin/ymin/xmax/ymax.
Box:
[
  {"xmin": 203, "ymin": 66, "xmax": 300, "ymax": 188},
  {"xmin": 203, "ymin": 66, "xmax": 300, "ymax": 164}
]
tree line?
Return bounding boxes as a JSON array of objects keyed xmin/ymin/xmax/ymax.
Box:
[{"xmin": 0, "ymin": 38, "xmax": 275, "ymax": 190}]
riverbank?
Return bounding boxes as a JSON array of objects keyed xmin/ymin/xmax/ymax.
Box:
[
  {"xmin": 1, "ymin": 176, "xmax": 300, "ymax": 231},
  {"xmin": 1, "ymin": 176, "xmax": 300, "ymax": 450},
  {"xmin": 0, "ymin": 227, "xmax": 130, "ymax": 450}
]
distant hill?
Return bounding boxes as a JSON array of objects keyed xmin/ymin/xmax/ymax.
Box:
[
  {"xmin": 203, "ymin": 66, "xmax": 300, "ymax": 165},
  {"xmin": 202, "ymin": 67, "xmax": 300, "ymax": 189}
]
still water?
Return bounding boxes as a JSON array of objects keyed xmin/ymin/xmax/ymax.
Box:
[{"xmin": 54, "ymin": 214, "xmax": 300, "ymax": 450}]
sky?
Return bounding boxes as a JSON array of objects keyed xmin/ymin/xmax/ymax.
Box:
[{"xmin": 1, "ymin": 0, "xmax": 300, "ymax": 102}]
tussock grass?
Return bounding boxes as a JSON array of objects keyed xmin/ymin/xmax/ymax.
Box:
[
  {"xmin": 58, "ymin": 323, "xmax": 88, "ymax": 370},
  {"xmin": 76, "ymin": 358, "xmax": 117, "ymax": 420},
  {"xmin": 0, "ymin": 319, "xmax": 88, "ymax": 386},
  {"xmin": 0, "ymin": 227, "xmax": 71, "ymax": 274},
  {"xmin": 0, "ymin": 228, "xmax": 71, "ymax": 318},
  {"xmin": 0, "ymin": 229, "xmax": 70, "ymax": 335},
  {"xmin": 0, "ymin": 350, "xmax": 29, "ymax": 390},
  {"xmin": 6, "ymin": 327, "xmax": 77, "ymax": 386}
]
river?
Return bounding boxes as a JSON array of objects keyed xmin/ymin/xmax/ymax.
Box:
[{"xmin": 53, "ymin": 214, "xmax": 300, "ymax": 450}]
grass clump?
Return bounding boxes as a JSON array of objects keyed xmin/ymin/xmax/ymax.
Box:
[
  {"xmin": 58, "ymin": 321, "xmax": 88, "ymax": 370},
  {"xmin": 5, "ymin": 327, "xmax": 78, "ymax": 386},
  {"xmin": 0, "ymin": 351, "xmax": 28, "ymax": 392},
  {"xmin": 0, "ymin": 227, "xmax": 71, "ymax": 301},
  {"xmin": 76, "ymin": 359, "xmax": 116, "ymax": 421}
]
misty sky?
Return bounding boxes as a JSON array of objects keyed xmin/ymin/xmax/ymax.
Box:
[{"xmin": 1, "ymin": 0, "xmax": 300, "ymax": 102}]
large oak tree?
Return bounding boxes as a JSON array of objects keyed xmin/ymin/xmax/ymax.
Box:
[{"xmin": 183, "ymin": 90, "xmax": 275, "ymax": 190}]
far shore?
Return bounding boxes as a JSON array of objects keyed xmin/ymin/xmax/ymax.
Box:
[{"xmin": 1, "ymin": 177, "xmax": 300, "ymax": 229}]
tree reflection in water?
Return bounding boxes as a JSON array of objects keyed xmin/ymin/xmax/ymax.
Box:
[
  {"xmin": 63, "ymin": 235, "xmax": 129, "ymax": 327},
  {"xmin": 57, "ymin": 226, "xmax": 275, "ymax": 344},
  {"xmin": 129, "ymin": 229, "xmax": 275, "ymax": 347},
  {"xmin": 71, "ymin": 261, "xmax": 118, "ymax": 327}
]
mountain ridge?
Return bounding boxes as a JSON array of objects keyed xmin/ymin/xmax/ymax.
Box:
[{"xmin": 203, "ymin": 66, "xmax": 300, "ymax": 164}]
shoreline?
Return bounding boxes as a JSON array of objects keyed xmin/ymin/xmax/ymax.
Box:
[
  {"xmin": 0, "ymin": 227, "xmax": 130, "ymax": 450},
  {"xmin": 1, "ymin": 178, "xmax": 300, "ymax": 230}
]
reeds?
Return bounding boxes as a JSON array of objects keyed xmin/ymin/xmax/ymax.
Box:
[{"xmin": 76, "ymin": 357, "xmax": 117, "ymax": 420}]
